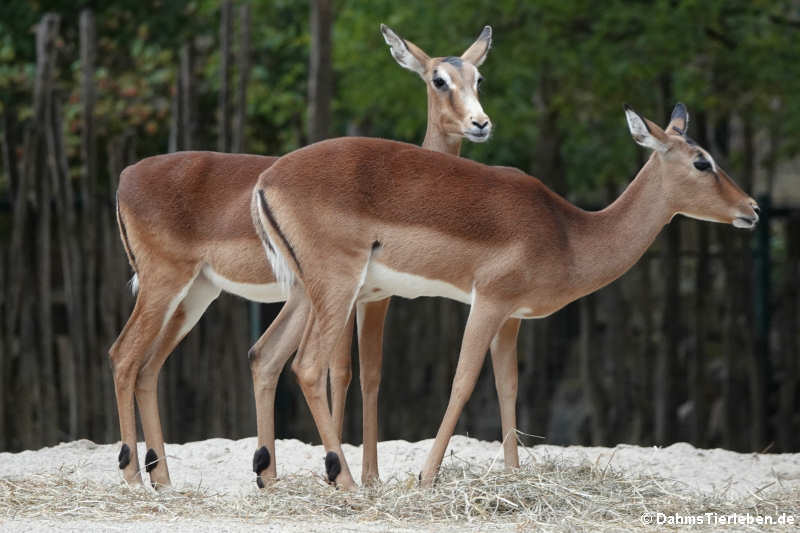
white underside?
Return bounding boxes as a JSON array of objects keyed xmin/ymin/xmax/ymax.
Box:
[
  {"xmin": 202, "ymin": 265, "xmax": 286, "ymax": 303},
  {"xmin": 358, "ymin": 261, "xmax": 473, "ymax": 304},
  {"xmin": 197, "ymin": 262, "xmax": 538, "ymax": 319}
]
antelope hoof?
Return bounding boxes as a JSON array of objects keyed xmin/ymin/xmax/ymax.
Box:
[
  {"xmin": 144, "ymin": 448, "xmax": 159, "ymax": 473},
  {"xmin": 118, "ymin": 443, "xmax": 131, "ymax": 470},
  {"xmin": 324, "ymin": 451, "xmax": 341, "ymax": 484},
  {"xmin": 253, "ymin": 446, "xmax": 271, "ymax": 488}
]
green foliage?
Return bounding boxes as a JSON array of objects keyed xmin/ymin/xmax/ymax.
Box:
[{"xmin": 0, "ymin": 0, "xmax": 798, "ymax": 199}]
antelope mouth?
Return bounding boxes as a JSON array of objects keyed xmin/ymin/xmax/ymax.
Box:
[
  {"xmin": 733, "ymin": 215, "xmax": 758, "ymax": 229},
  {"xmin": 465, "ymin": 130, "xmax": 491, "ymax": 143}
]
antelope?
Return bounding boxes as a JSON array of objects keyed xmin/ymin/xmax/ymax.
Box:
[
  {"xmin": 110, "ymin": 24, "xmax": 494, "ymax": 488},
  {"xmin": 252, "ymin": 103, "xmax": 760, "ymax": 488}
]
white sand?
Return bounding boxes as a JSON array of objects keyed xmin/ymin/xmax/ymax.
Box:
[{"xmin": 1, "ymin": 436, "xmax": 799, "ymax": 531}]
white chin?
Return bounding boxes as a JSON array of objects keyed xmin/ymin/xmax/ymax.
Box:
[
  {"xmin": 465, "ymin": 132, "xmax": 490, "ymax": 143},
  {"xmin": 733, "ymin": 218, "xmax": 755, "ymax": 229}
]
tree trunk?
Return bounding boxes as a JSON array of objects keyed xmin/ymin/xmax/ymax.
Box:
[
  {"xmin": 180, "ymin": 43, "xmax": 195, "ymax": 150},
  {"xmin": 233, "ymin": 2, "xmax": 250, "ymax": 154},
  {"xmin": 218, "ymin": 0, "xmax": 233, "ymax": 152},
  {"xmin": 308, "ymin": 0, "xmax": 333, "ymax": 142},
  {"xmin": 1, "ymin": 107, "xmax": 20, "ymax": 202}
]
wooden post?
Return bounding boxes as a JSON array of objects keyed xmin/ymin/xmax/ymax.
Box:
[
  {"xmin": 778, "ymin": 214, "xmax": 800, "ymax": 452},
  {"xmin": 579, "ymin": 295, "xmax": 606, "ymax": 445},
  {"xmin": 308, "ymin": 0, "xmax": 332, "ymax": 142},
  {"xmin": 655, "ymin": 221, "xmax": 680, "ymax": 445},
  {"xmin": 80, "ymin": 8, "xmax": 99, "ymax": 437},
  {"xmin": 0, "ymin": 247, "xmax": 5, "ymax": 450}
]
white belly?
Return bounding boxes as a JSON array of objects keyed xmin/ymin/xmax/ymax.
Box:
[
  {"xmin": 359, "ymin": 262, "xmax": 472, "ymax": 304},
  {"xmin": 202, "ymin": 265, "xmax": 286, "ymax": 303}
]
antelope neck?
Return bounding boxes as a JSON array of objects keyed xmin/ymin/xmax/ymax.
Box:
[
  {"xmin": 422, "ymin": 96, "xmax": 462, "ymax": 155},
  {"xmin": 566, "ymin": 155, "xmax": 674, "ymax": 298}
]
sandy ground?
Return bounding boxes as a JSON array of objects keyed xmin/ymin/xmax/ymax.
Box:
[{"xmin": 2, "ymin": 435, "xmax": 799, "ymax": 531}]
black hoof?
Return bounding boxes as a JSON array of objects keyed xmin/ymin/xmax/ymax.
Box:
[
  {"xmin": 144, "ymin": 448, "xmax": 158, "ymax": 473},
  {"xmin": 118, "ymin": 443, "xmax": 131, "ymax": 470},
  {"xmin": 253, "ymin": 446, "xmax": 271, "ymax": 488},
  {"xmin": 324, "ymin": 451, "xmax": 341, "ymax": 483},
  {"xmin": 253, "ymin": 446, "xmax": 271, "ymax": 474}
]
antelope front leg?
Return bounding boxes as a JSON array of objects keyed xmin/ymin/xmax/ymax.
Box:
[
  {"xmin": 420, "ymin": 297, "xmax": 510, "ymax": 487},
  {"xmin": 489, "ymin": 318, "xmax": 521, "ymax": 469},
  {"xmin": 356, "ymin": 298, "xmax": 391, "ymax": 485}
]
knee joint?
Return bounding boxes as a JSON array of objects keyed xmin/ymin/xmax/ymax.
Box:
[{"xmin": 292, "ymin": 360, "xmax": 324, "ymax": 389}]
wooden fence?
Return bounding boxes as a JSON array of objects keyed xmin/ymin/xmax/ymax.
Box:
[{"xmin": 0, "ymin": 8, "xmax": 797, "ymax": 454}]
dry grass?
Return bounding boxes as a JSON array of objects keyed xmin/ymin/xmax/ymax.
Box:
[{"xmin": 1, "ymin": 455, "xmax": 798, "ymax": 531}]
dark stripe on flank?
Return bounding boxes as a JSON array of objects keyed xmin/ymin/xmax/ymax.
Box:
[
  {"xmin": 116, "ymin": 191, "xmax": 137, "ymax": 268},
  {"xmin": 257, "ymin": 189, "xmax": 303, "ymax": 274}
]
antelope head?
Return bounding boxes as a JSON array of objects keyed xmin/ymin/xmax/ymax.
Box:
[
  {"xmin": 625, "ymin": 103, "xmax": 760, "ymax": 229},
  {"xmin": 381, "ymin": 23, "xmax": 492, "ymax": 143}
]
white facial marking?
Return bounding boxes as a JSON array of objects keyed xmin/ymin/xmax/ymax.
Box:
[
  {"xmin": 700, "ymin": 148, "xmax": 718, "ymax": 173},
  {"xmin": 202, "ymin": 264, "xmax": 286, "ymax": 302},
  {"xmin": 435, "ymin": 69, "xmax": 453, "ymax": 89}
]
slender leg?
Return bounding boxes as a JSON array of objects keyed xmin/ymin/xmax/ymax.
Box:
[
  {"xmin": 329, "ymin": 309, "xmax": 355, "ymax": 440},
  {"xmin": 135, "ymin": 274, "xmax": 220, "ymax": 488},
  {"xmin": 249, "ymin": 287, "xmax": 310, "ymax": 486},
  {"xmin": 489, "ymin": 318, "xmax": 521, "ymax": 469},
  {"xmin": 292, "ymin": 284, "xmax": 365, "ymax": 489},
  {"xmin": 108, "ymin": 271, "xmax": 194, "ymax": 485},
  {"xmin": 356, "ymin": 298, "xmax": 390, "ymax": 485},
  {"xmin": 419, "ymin": 297, "xmax": 510, "ymax": 487}
]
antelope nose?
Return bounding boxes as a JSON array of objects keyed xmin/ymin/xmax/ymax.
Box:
[
  {"xmin": 752, "ymin": 204, "xmax": 760, "ymax": 216},
  {"xmin": 472, "ymin": 120, "xmax": 489, "ymax": 130}
]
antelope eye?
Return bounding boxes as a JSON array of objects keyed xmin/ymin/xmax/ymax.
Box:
[
  {"xmin": 432, "ymin": 77, "xmax": 447, "ymax": 89},
  {"xmin": 477, "ymin": 77, "xmax": 484, "ymax": 86},
  {"xmin": 694, "ymin": 160, "xmax": 711, "ymax": 171}
]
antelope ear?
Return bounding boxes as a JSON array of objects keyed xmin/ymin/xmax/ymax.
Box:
[
  {"xmin": 380, "ymin": 23, "xmax": 429, "ymax": 76},
  {"xmin": 461, "ymin": 25, "xmax": 492, "ymax": 67},
  {"xmin": 667, "ymin": 102, "xmax": 689, "ymax": 134},
  {"xmin": 624, "ymin": 104, "xmax": 669, "ymax": 153}
]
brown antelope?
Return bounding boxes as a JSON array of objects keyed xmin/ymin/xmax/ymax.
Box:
[
  {"xmin": 252, "ymin": 103, "xmax": 760, "ymax": 488},
  {"xmin": 110, "ymin": 24, "xmax": 493, "ymax": 488}
]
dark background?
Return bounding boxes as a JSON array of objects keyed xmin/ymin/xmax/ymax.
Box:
[{"xmin": 1, "ymin": 0, "xmax": 799, "ymax": 454}]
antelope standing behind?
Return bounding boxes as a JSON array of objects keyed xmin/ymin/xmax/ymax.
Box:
[
  {"xmin": 252, "ymin": 103, "xmax": 759, "ymax": 488},
  {"xmin": 110, "ymin": 24, "xmax": 493, "ymax": 488}
]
